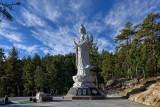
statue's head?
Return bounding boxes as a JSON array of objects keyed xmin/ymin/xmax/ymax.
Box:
[{"xmin": 79, "ymin": 25, "xmax": 86, "ymax": 35}]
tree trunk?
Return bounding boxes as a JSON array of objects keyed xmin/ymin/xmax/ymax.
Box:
[
  {"xmin": 136, "ymin": 66, "xmax": 138, "ymax": 78},
  {"xmin": 153, "ymin": 48, "xmax": 157, "ymax": 74},
  {"xmin": 128, "ymin": 66, "xmax": 130, "ymax": 79},
  {"xmin": 142, "ymin": 67, "xmax": 145, "ymax": 79},
  {"xmin": 130, "ymin": 67, "xmax": 132, "ymax": 79},
  {"xmin": 152, "ymin": 34, "xmax": 157, "ymax": 74},
  {"xmin": 17, "ymin": 85, "xmax": 20, "ymax": 96},
  {"xmin": 155, "ymin": 58, "xmax": 157, "ymax": 75},
  {"xmin": 112, "ymin": 70, "xmax": 113, "ymax": 78}
]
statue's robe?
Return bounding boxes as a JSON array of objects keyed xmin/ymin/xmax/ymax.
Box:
[{"xmin": 76, "ymin": 34, "xmax": 92, "ymax": 76}]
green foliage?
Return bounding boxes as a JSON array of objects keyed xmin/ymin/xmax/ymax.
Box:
[
  {"xmin": 23, "ymin": 56, "xmax": 35, "ymax": 95},
  {"xmin": 0, "ymin": 46, "xmax": 22, "ymax": 97},
  {"xmin": 0, "ymin": 1, "xmax": 20, "ymax": 22},
  {"xmin": 101, "ymin": 51, "xmax": 114, "ymax": 83},
  {"xmin": 34, "ymin": 66, "xmax": 46, "ymax": 90},
  {"xmin": 138, "ymin": 13, "xmax": 160, "ymax": 74},
  {"xmin": 0, "ymin": 48, "xmax": 6, "ymax": 97},
  {"xmin": 89, "ymin": 35, "xmax": 104, "ymax": 86},
  {"xmin": 115, "ymin": 21, "xmax": 136, "ymax": 79}
]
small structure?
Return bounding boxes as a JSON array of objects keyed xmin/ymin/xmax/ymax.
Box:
[
  {"xmin": 63, "ymin": 25, "xmax": 105, "ymax": 100},
  {"xmin": 34, "ymin": 88, "xmax": 52, "ymax": 102}
]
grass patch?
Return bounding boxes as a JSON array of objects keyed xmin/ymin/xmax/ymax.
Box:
[{"xmin": 18, "ymin": 100, "xmax": 33, "ymax": 104}]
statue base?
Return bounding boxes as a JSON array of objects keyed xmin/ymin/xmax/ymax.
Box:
[
  {"xmin": 63, "ymin": 87, "xmax": 105, "ymax": 100},
  {"xmin": 72, "ymin": 75, "xmax": 96, "ymax": 87}
]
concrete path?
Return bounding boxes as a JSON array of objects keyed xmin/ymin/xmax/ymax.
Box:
[{"xmin": 1, "ymin": 96, "xmax": 148, "ymax": 107}]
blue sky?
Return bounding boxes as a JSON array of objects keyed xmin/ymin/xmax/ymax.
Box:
[{"xmin": 0, "ymin": 0, "xmax": 160, "ymax": 58}]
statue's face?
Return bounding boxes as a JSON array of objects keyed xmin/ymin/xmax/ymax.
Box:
[{"xmin": 79, "ymin": 25, "xmax": 86, "ymax": 35}]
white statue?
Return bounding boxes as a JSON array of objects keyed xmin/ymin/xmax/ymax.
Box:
[
  {"xmin": 73, "ymin": 25, "xmax": 95, "ymax": 87},
  {"xmin": 74, "ymin": 25, "xmax": 93, "ymax": 76}
]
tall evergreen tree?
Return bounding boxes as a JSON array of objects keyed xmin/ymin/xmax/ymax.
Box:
[
  {"xmin": 128, "ymin": 41, "xmax": 143, "ymax": 78},
  {"xmin": 101, "ymin": 51, "xmax": 114, "ymax": 83},
  {"xmin": 23, "ymin": 54, "xmax": 41, "ymax": 95},
  {"xmin": 115, "ymin": 22, "xmax": 136, "ymax": 78},
  {"xmin": 0, "ymin": 48, "xmax": 6, "ymax": 97},
  {"xmin": 89, "ymin": 35, "xmax": 103, "ymax": 86},
  {"xmin": 41, "ymin": 53, "xmax": 57, "ymax": 94},
  {"xmin": 137, "ymin": 13, "xmax": 160, "ymax": 74},
  {"xmin": 5, "ymin": 46, "xmax": 22, "ymax": 96},
  {"xmin": 34, "ymin": 66, "xmax": 46, "ymax": 91}
]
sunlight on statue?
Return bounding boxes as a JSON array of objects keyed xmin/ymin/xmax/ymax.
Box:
[
  {"xmin": 73, "ymin": 25, "xmax": 95, "ymax": 87},
  {"xmin": 74, "ymin": 25, "xmax": 94, "ymax": 76}
]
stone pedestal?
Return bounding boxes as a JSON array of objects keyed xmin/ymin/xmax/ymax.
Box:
[
  {"xmin": 63, "ymin": 87, "xmax": 105, "ymax": 100},
  {"xmin": 63, "ymin": 75, "xmax": 105, "ymax": 100}
]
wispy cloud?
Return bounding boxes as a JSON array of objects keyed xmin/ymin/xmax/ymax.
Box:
[
  {"xmin": 105, "ymin": 0, "xmax": 160, "ymax": 37},
  {"xmin": 18, "ymin": 0, "xmax": 95, "ymax": 55},
  {"xmin": 0, "ymin": 29, "xmax": 23, "ymax": 42},
  {"xmin": 0, "ymin": 44, "xmax": 11, "ymax": 50},
  {"xmin": 12, "ymin": 0, "xmax": 160, "ymax": 56},
  {"xmin": 31, "ymin": 26, "xmax": 74, "ymax": 55},
  {"xmin": 96, "ymin": 37, "xmax": 115, "ymax": 53},
  {"xmin": 13, "ymin": 43, "xmax": 39, "ymax": 55},
  {"xmin": 18, "ymin": 8, "xmax": 46, "ymax": 27},
  {"xmin": 27, "ymin": 0, "xmax": 61, "ymax": 23}
]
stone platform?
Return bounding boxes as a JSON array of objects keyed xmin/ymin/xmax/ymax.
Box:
[
  {"xmin": 0, "ymin": 96, "xmax": 148, "ymax": 107},
  {"xmin": 63, "ymin": 87, "xmax": 105, "ymax": 100}
]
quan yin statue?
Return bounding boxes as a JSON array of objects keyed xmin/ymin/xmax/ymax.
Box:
[
  {"xmin": 63, "ymin": 25, "xmax": 105, "ymax": 100},
  {"xmin": 73, "ymin": 25, "xmax": 95, "ymax": 87}
]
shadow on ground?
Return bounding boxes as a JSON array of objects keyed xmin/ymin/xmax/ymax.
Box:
[
  {"xmin": 126, "ymin": 80, "xmax": 156, "ymax": 98},
  {"xmin": 51, "ymin": 99, "xmax": 71, "ymax": 102}
]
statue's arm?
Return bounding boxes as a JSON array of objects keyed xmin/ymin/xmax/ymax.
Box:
[
  {"xmin": 74, "ymin": 38, "xmax": 78, "ymax": 46},
  {"xmin": 73, "ymin": 38, "xmax": 79, "ymax": 49}
]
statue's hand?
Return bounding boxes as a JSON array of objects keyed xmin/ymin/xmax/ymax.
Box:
[{"xmin": 74, "ymin": 38, "xmax": 77, "ymax": 45}]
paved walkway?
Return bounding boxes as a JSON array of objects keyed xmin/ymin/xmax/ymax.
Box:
[{"xmin": 1, "ymin": 96, "xmax": 148, "ymax": 107}]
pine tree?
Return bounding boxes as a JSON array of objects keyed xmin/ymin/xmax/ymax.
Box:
[
  {"xmin": 63, "ymin": 53, "xmax": 76, "ymax": 92},
  {"xmin": 115, "ymin": 46, "xmax": 128, "ymax": 78},
  {"xmin": 0, "ymin": 48, "xmax": 6, "ymax": 97},
  {"xmin": 115, "ymin": 22, "xmax": 136, "ymax": 78},
  {"xmin": 34, "ymin": 66, "xmax": 46, "ymax": 91},
  {"xmin": 5, "ymin": 46, "xmax": 22, "ymax": 96},
  {"xmin": 101, "ymin": 51, "xmax": 114, "ymax": 83},
  {"xmin": 42, "ymin": 53, "xmax": 57, "ymax": 94},
  {"xmin": 89, "ymin": 35, "xmax": 103, "ymax": 86},
  {"xmin": 128, "ymin": 41, "xmax": 143, "ymax": 78},
  {"xmin": 137, "ymin": 13, "xmax": 160, "ymax": 74}
]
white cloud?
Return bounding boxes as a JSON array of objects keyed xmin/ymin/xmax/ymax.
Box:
[
  {"xmin": 17, "ymin": 0, "xmax": 111, "ymax": 55},
  {"xmin": 27, "ymin": 0, "xmax": 61, "ymax": 23},
  {"xmin": 13, "ymin": 0, "xmax": 160, "ymax": 56},
  {"xmin": 13, "ymin": 43, "xmax": 39, "ymax": 55},
  {"xmin": 0, "ymin": 45, "xmax": 11, "ymax": 50},
  {"xmin": 0, "ymin": 22, "xmax": 17, "ymax": 30},
  {"xmin": 0, "ymin": 29, "xmax": 23, "ymax": 42},
  {"xmin": 31, "ymin": 26, "xmax": 75, "ymax": 55},
  {"xmin": 18, "ymin": 8, "xmax": 46, "ymax": 27},
  {"xmin": 5, "ymin": 52, "xmax": 9, "ymax": 58},
  {"xmin": 0, "ymin": 20, "xmax": 23, "ymax": 43},
  {"xmin": 40, "ymin": 47, "xmax": 50, "ymax": 55},
  {"xmin": 105, "ymin": 0, "xmax": 160, "ymax": 37},
  {"xmin": 96, "ymin": 37, "xmax": 115, "ymax": 53}
]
